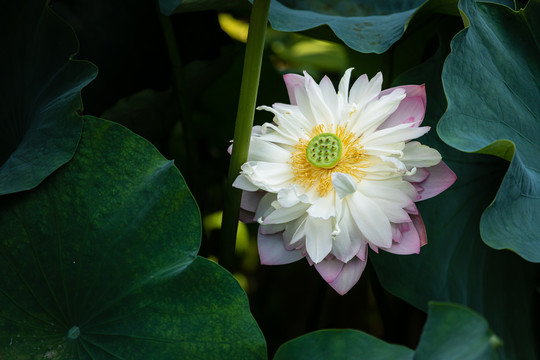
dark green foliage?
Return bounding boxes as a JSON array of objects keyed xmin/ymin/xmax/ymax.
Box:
[
  {"xmin": 0, "ymin": 117, "xmax": 265, "ymax": 359},
  {"xmin": 439, "ymin": 0, "xmax": 540, "ymax": 261},
  {"xmin": 274, "ymin": 303, "xmax": 500, "ymax": 360},
  {"xmin": 0, "ymin": 2, "xmax": 97, "ymax": 195}
]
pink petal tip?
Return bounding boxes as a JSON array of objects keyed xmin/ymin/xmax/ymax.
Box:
[
  {"xmin": 328, "ymin": 257, "xmax": 368, "ymax": 295},
  {"xmin": 416, "ymin": 161, "xmax": 457, "ymax": 201}
]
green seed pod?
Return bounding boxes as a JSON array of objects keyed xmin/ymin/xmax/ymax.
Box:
[{"xmin": 306, "ymin": 133, "xmax": 342, "ymax": 168}]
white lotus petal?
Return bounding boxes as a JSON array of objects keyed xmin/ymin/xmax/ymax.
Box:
[
  {"xmin": 263, "ymin": 201, "xmax": 310, "ymax": 224},
  {"xmin": 272, "ymin": 103, "xmax": 313, "ymax": 131},
  {"xmin": 257, "ymin": 106, "xmax": 306, "ymax": 141},
  {"xmin": 333, "ymin": 205, "xmax": 363, "ymax": 263},
  {"xmin": 349, "ymin": 71, "xmax": 382, "ymax": 109},
  {"xmin": 362, "ymin": 123, "xmax": 430, "ymax": 147},
  {"xmin": 307, "ymin": 192, "xmax": 335, "ymax": 219},
  {"xmin": 346, "ymin": 192, "xmax": 392, "ymax": 248},
  {"xmin": 401, "ymin": 141, "xmax": 442, "ymax": 168},
  {"xmin": 372, "ymin": 198, "xmax": 411, "ymax": 223},
  {"xmin": 260, "ymin": 121, "xmax": 301, "ymax": 142},
  {"xmin": 358, "ymin": 179, "xmax": 417, "ymax": 206},
  {"xmin": 248, "ymin": 137, "xmax": 291, "ymax": 163},
  {"xmin": 363, "ymin": 142, "xmax": 405, "ymax": 157},
  {"xmin": 331, "ymin": 173, "xmax": 358, "ymax": 199},
  {"xmin": 304, "ymin": 71, "xmax": 334, "ymax": 126},
  {"xmin": 241, "ymin": 162, "xmax": 293, "ymax": 192},
  {"xmin": 348, "ymin": 88, "xmax": 406, "ymax": 136},
  {"xmin": 283, "ymin": 215, "xmax": 308, "ymax": 249},
  {"xmin": 294, "ymin": 85, "xmax": 318, "ymax": 128},
  {"xmin": 338, "ymin": 68, "xmax": 353, "ymax": 105},
  {"xmin": 305, "ymin": 217, "xmax": 333, "ymax": 263},
  {"xmin": 378, "ymin": 156, "xmax": 409, "ymax": 174},
  {"xmin": 232, "ymin": 174, "xmax": 259, "ymax": 191},
  {"xmin": 319, "ymin": 75, "xmax": 338, "ymax": 114},
  {"xmin": 254, "ymin": 192, "xmax": 277, "ymax": 223},
  {"xmin": 256, "ymin": 131, "xmax": 297, "ymax": 146},
  {"xmin": 277, "ymin": 187, "xmax": 301, "ymax": 207}
]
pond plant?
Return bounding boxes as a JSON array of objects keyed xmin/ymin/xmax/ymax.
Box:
[{"xmin": 1, "ymin": 0, "xmax": 538, "ymax": 359}]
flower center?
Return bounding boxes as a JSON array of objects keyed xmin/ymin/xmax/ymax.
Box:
[
  {"xmin": 306, "ymin": 133, "xmax": 342, "ymax": 168},
  {"xmin": 290, "ymin": 125, "xmax": 368, "ymax": 196}
]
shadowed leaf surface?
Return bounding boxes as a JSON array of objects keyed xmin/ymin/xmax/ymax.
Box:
[
  {"xmin": 0, "ymin": 1, "xmax": 97, "ymax": 195},
  {"xmin": 438, "ymin": 0, "xmax": 540, "ymax": 261}
]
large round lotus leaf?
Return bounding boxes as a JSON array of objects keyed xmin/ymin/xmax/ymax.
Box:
[
  {"xmin": 370, "ymin": 23, "xmax": 539, "ymax": 360},
  {"xmin": 274, "ymin": 303, "xmax": 499, "ymax": 360},
  {"xmin": 0, "ymin": 1, "xmax": 97, "ymax": 195},
  {"xmin": 438, "ymin": 0, "xmax": 540, "ymax": 261},
  {"xmin": 0, "ymin": 116, "xmax": 266, "ymax": 359}
]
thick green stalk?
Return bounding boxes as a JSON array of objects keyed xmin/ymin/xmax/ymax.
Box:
[{"xmin": 220, "ymin": 0, "xmax": 271, "ymax": 270}]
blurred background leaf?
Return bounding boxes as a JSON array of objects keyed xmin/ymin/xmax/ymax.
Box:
[
  {"xmin": 274, "ymin": 303, "xmax": 501, "ymax": 360},
  {"xmin": 0, "ymin": 116, "xmax": 266, "ymax": 359},
  {"xmin": 438, "ymin": 0, "xmax": 540, "ymax": 262},
  {"xmin": 0, "ymin": 2, "xmax": 97, "ymax": 195}
]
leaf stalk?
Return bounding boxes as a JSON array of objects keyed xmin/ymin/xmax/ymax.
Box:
[{"xmin": 220, "ymin": 0, "xmax": 271, "ymax": 270}]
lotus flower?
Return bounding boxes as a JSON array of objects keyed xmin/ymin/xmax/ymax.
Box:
[{"xmin": 233, "ymin": 69, "xmax": 456, "ymax": 295}]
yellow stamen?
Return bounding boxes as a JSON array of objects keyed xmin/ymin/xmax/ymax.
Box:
[{"xmin": 290, "ymin": 125, "xmax": 368, "ymax": 196}]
